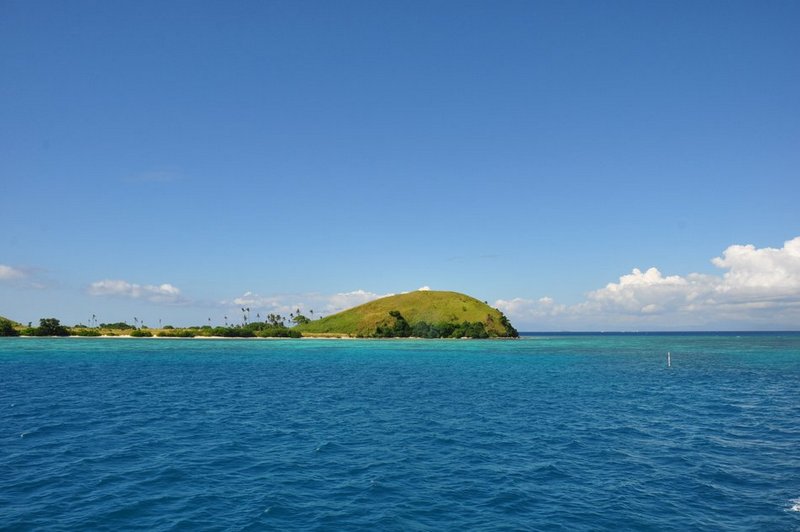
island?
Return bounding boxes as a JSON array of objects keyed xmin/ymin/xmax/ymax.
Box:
[
  {"xmin": 0, "ymin": 291, "xmax": 518, "ymax": 339},
  {"xmin": 297, "ymin": 290, "xmax": 518, "ymax": 338}
]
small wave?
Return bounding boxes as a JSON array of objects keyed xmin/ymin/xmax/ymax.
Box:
[
  {"xmin": 315, "ymin": 441, "xmax": 340, "ymax": 453},
  {"xmin": 5, "ymin": 334, "xmax": 800, "ymax": 530}
]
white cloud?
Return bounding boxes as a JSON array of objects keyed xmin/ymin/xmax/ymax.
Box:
[
  {"xmin": 231, "ymin": 291, "xmax": 283, "ymax": 308},
  {"xmin": 711, "ymin": 238, "xmax": 800, "ymax": 297},
  {"xmin": 583, "ymin": 267, "xmax": 706, "ymax": 315},
  {"xmin": 496, "ymin": 236, "xmax": 800, "ymax": 329},
  {"xmin": 0, "ymin": 264, "xmax": 26, "ymax": 281},
  {"xmin": 418, "ymin": 286, "xmax": 431, "ymax": 291},
  {"xmin": 223, "ymin": 288, "xmax": 393, "ymax": 318},
  {"xmin": 494, "ymin": 296, "xmax": 568, "ymax": 323},
  {"xmin": 326, "ymin": 289, "xmax": 391, "ymax": 312},
  {"xmin": 218, "ymin": 292, "xmax": 297, "ymax": 321},
  {"xmin": 88, "ymin": 279, "xmax": 185, "ymax": 304}
]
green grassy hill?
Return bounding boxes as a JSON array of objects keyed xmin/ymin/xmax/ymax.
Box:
[
  {"xmin": 0, "ymin": 316, "xmax": 21, "ymax": 327},
  {"xmin": 296, "ymin": 290, "xmax": 517, "ymax": 338},
  {"xmin": 0, "ymin": 315, "xmax": 21, "ymax": 336}
]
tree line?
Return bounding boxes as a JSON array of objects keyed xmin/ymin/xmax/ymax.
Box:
[
  {"xmin": 373, "ymin": 310, "xmax": 518, "ymax": 338},
  {"xmin": 0, "ymin": 317, "xmax": 303, "ymax": 338}
]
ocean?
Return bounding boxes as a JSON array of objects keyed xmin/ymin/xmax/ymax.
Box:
[{"xmin": 2, "ymin": 334, "xmax": 799, "ymax": 530}]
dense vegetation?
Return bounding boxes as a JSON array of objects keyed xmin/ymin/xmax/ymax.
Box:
[
  {"xmin": 209, "ymin": 323, "xmax": 302, "ymax": 338},
  {"xmin": 0, "ymin": 317, "xmax": 20, "ymax": 336},
  {"xmin": 99, "ymin": 322, "xmax": 135, "ymax": 330},
  {"xmin": 374, "ymin": 310, "xmax": 494, "ymax": 338},
  {"xmin": 21, "ymin": 318, "xmax": 71, "ymax": 337},
  {"xmin": 73, "ymin": 328, "xmax": 102, "ymax": 336},
  {"xmin": 156, "ymin": 329, "xmax": 196, "ymax": 338},
  {"xmin": 0, "ymin": 317, "xmax": 301, "ymax": 338},
  {"xmin": 155, "ymin": 323, "xmax": 301, "ymax": 338}
]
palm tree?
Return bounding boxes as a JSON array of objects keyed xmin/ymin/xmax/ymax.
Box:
[{"xmin": 224, "ymin": 315, "xmax": 228, "ymax": 326}]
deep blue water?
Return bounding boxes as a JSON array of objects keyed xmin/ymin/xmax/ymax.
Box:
[{"xmin": 2, "ymin": 335, "xmax": 800, "ymax": 530}]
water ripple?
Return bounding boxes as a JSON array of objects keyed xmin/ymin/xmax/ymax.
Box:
[{"xmin": 2, "ymin": 335, "xmax": 800, "ymax": 530}]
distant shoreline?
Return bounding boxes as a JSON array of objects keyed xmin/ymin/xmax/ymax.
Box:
[
  {"xmin": 3, "ymin": 331, "xmax": 796, "ymax": 340},
  {"xmin": 6, "ymin": 334, "xmax": 524, "ymax": 341}
]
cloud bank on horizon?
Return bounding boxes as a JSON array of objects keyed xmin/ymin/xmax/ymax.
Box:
[
  {"xmin": 226, "ymin": 289, "xmax": 392, "ymax": 317},
  {"xmin": 88, "ymin": 279, "xmax": 185, "ymax": 305},
  {"xmin": 226, "ymin": 286, "xmax": 437, "ymax": 317},
  {"xmin": 6, "ymin": 237, "xmax": 798, "ymax": 329},
  {"xmin": 495, "ymin": 236, "xmax": 800, "ymax": 330},
  {"xmin": 0, "ymin": 265, "xmax": 26, "ymax": 281},
  {"xmin": 215, "ymin": 238, "xmax": 800, "ymax": 329},
  {"xmin": 0, "ymin": 264, "xmax": 47, "ymax": 290}
]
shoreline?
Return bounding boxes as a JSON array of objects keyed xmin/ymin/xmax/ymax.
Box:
[{"xmin": 7, "ymin": 334, "xmax": 517, "ymax": 341}]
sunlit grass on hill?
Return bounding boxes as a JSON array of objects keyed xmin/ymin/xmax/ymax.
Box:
[{"xmin": 297, "ymin": 290, "xmax": 517, "ymax": 338}]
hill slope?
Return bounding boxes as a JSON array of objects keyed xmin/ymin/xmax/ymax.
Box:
[
  {"xmin": 297, "ymin": 290, "xmax": 517, "ymax": 338},
  {"xmin": 0, "ymin": 315, "xmax": 21, "ymax": 336},
  {"xmin": 0, "ymin": 316, "xmax": 22, "ymax": 327}
]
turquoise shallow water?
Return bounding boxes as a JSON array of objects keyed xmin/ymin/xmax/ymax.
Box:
[{"xmin": 2, "ymin": 334, "xmax": 800, "ymax": 530}]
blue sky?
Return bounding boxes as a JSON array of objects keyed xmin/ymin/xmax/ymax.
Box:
[{"xmin": 1, "ymin": 1, "xmax": 798, "ymax": 330}]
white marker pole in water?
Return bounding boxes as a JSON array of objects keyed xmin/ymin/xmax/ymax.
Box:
[{"xmin": 667, "ymin": 351, "xmax": 671, "ymax": 368}]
